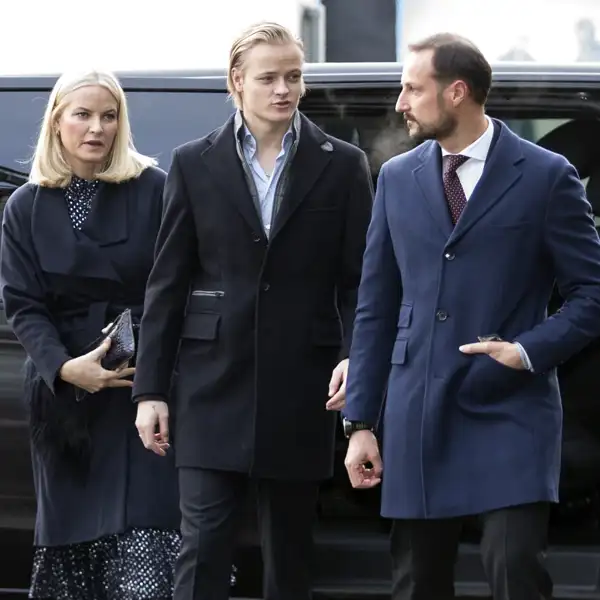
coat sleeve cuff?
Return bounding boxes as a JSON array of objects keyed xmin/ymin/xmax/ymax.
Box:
[
  {"xmin": 39, "ymin": 352, "xmax": 72, "ymax": 395},
  {"xmin": 514, "ymin": 342, "xmax": 534, "ymax": 372},
  {"xmin": 131, "ymin": 392, "xmax": 168, "ymax": 404}
]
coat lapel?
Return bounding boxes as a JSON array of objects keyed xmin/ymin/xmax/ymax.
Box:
[
  {"xmin": 79, "ymin": 181, "xmax": 128, "ymax": 246},
  {"xmin": 413, "ymin": 142, "xmax": 454, "ymax": 239},
  {"xmin": 31, "ymin": 184, "xmax": 126, "ymax": 282},
  {"xmin": 200, "ymin": 115, "xmax": 264, "ymax": 235},
  {"xmin": 270, "ymin": 114, "xmax": 332, "ymax": 239},
  {"xmin": 447, "ymin": 121, "xmax": 524, "ymax": 247}
]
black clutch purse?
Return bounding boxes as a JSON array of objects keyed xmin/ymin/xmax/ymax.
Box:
[
  {"xmin": 99, "ymin": 308, "xmax": 136, "ymax": 370},
  {"xmin": 74, "ymin": 309, "xmax": 136, "ymax": 402}
]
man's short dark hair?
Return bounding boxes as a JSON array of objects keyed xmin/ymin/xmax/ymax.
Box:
[{"xmin": 408, "ymin": 33, "xmax": 492, "ymax": 106}]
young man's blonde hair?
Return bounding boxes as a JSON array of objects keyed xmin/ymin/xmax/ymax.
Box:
[
  {"xmin": 227, "ymin": 21, "xmax": 305, "ymax": 109},
  {"xmin": 29, "ymin": 69, "xmax": 156, "ymax": 188}
]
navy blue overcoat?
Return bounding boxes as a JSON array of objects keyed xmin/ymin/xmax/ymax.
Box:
[{"xmin": 344, "ymin": 121, "xmax": 600, "ymax": 519}]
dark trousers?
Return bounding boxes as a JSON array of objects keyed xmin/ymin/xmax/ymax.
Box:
[
  {"xmin": 174, "ymin": 467, "xmax": 319, "ymax": 600},
  {"xmin": 391, "ymin": 502, "xmax": 552, "ymax": 600}
]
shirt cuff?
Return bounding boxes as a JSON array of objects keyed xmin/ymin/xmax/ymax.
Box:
[{"xmin": 514, "ymin": 342, "xmax": 534, "ymax": 372}]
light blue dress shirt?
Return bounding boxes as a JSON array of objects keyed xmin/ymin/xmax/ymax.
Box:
[{"xmin": 241, "ymin": 126, "xmax": 294, "ymax": 237}]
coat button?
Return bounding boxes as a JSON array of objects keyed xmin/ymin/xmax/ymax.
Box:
[
  {"xmin": 436, "ymin": 310, "xmax": 448, "ymax": 321},
  {"xmin": 252, "ymin": 234, "xmax": 261, "ymax": 243},
  {"xmin": 444, "ymin": 252, "xmax": 455, "ymax": 261},
  {"xmin": 262, "ymin": 282, "xmax": 271, "ymax": 292}
]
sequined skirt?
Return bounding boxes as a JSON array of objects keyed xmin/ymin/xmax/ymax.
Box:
[{"xmin": 29, "ymin": 527, "xmax": 181, "ymax": 600}]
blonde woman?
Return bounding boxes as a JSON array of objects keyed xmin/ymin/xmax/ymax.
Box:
[{"xmin": 0, "ymin": 70, "xmax": 180, "ymax": 600}]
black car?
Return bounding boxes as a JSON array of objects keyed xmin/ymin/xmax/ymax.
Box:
[{"xmin": 2, "ymin": 63, "xmax": 600, "ymax": 599}]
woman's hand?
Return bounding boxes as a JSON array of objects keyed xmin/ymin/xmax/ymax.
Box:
[{"xmin": 59, "ymin": 337, "xmax": 136, "ymax": 393}]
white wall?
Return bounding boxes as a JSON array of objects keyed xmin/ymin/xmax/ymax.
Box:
[
  {"xmin": 400, "ymin": 0, "xmax": 600, "ymax": 63},
  {"xmin": 2, "ymin": 0, "xmax": 321, "ymax": 74}
]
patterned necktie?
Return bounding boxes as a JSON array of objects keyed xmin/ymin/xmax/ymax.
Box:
[{"xmin": 443, "ymin": 154, "xmax": 469, "ymax": 225}]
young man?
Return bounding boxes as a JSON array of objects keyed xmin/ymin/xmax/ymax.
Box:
[
  {"xmin": 343, "ymin": 33, "xmax": 600, "ymax": 600},
  {"xmin": 133, "ymin": 22, "xmax": 373, "ymax": 600}
]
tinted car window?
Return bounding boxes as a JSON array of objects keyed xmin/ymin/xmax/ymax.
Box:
[
  {"xmin": 126, "ymin": 91, "xmax": 234, "ymax": 167},
  {"xmin": 300, "ymin": 89, "xmax": 598, "ymax": 201},
  {"xmin": 0, "ymin": 90, "xmax": 234, "ymax": 173},
  {"xmin": 0, "ymin": 91, "xmax": 47, "ymax": 172}
]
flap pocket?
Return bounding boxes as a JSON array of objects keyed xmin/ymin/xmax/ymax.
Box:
[
  {"xmin": 398, "ymin": 303, "xmax": 413, "ymax": 328},
  {"xmin": 391, "ymin": 338, "xmax": 408, "ymax": 365},
  {"xmin": 311, "ymin": 319, "xmax": 342, "ymax": 347},
  {"xmin": 180, "ymin": 312, "xmax": 221, "ymax": 341}
]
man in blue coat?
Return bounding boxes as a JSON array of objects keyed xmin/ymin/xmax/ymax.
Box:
[{"xmin": 342, "ymin": 32, "xmax": 600, "ymax": 600}]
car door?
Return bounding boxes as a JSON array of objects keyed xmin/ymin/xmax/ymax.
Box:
[{"xmin": 0, "ymin": 168, "xmax": 34, "ymax": 532}]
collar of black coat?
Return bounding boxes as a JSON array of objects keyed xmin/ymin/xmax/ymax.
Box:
[
  {"xmin": 234, "ymin": 109, "xmax": 301, "ymax": 146},
  {"xmin": 29, "ymin": 180, "xmax": 132, "ymax": 284},
  {"xmin": 199, "ymin": 111, "xmax": 333, "ymax": 238}
]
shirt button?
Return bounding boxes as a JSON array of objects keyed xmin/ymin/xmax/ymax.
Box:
[
  {"xmin": 436, "ymin": 310, "xmax": 448, "ymax": 321},
  {"xmin": 444, "ymin": 252, "xmax": 455, "ymax": 261}
]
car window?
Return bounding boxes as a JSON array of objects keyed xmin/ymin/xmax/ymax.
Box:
[
  {"xmin": 0, "ymin": 90, "xmax": 234, "ymax": 174},
  {"xmin": 125, "ymin": 91, "xmax": 234, "ymax": 168},
  {"xmin": 300, "ymin": 89, "xmax": 600, "ymax": 221}
]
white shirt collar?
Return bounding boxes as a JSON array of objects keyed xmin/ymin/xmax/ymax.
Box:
[{"xmin": 440, "ymin": 115, "xmax": 494, "ymax": 161}]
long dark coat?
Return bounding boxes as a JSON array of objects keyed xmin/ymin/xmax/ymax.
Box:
[
  {"xmin": 0, "ymin": 166, "xmax": 180, "ymax": 546},
  {"xmin": 133, "ymin": 113, "xmax": 373, "ymax": 481},
  {"xmin": 343, "ymin": 120, "xmax": 600, "ymax": 519}
]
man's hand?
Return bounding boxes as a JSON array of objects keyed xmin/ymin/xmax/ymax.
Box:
[
  {"xmin": 344, "ymin": 429, "xmax": 383, "ymax": 489},
  {"xmin": 459, "ymin": 340, "xmax": 524, "ymax": 370},
  {"xmin": 135, "ymin": 399, "xmax": 170, "ymax": 456},
  {"xmin": 327, "ymin": 358, "xmax": 349, "ymax": 410}
]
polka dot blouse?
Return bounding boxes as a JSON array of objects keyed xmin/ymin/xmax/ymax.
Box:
[{"xmin": 64, "ymin": 175, "xmax": 98, "ymax": 230}]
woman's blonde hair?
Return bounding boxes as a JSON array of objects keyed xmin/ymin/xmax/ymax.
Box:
[
  {"xmin": 227, "ymin": 21, "xmax": 305, "ymax": 110},
  {"xmin": 29, "ymin": 69, "xmax": 156, "ymax": 187}
]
